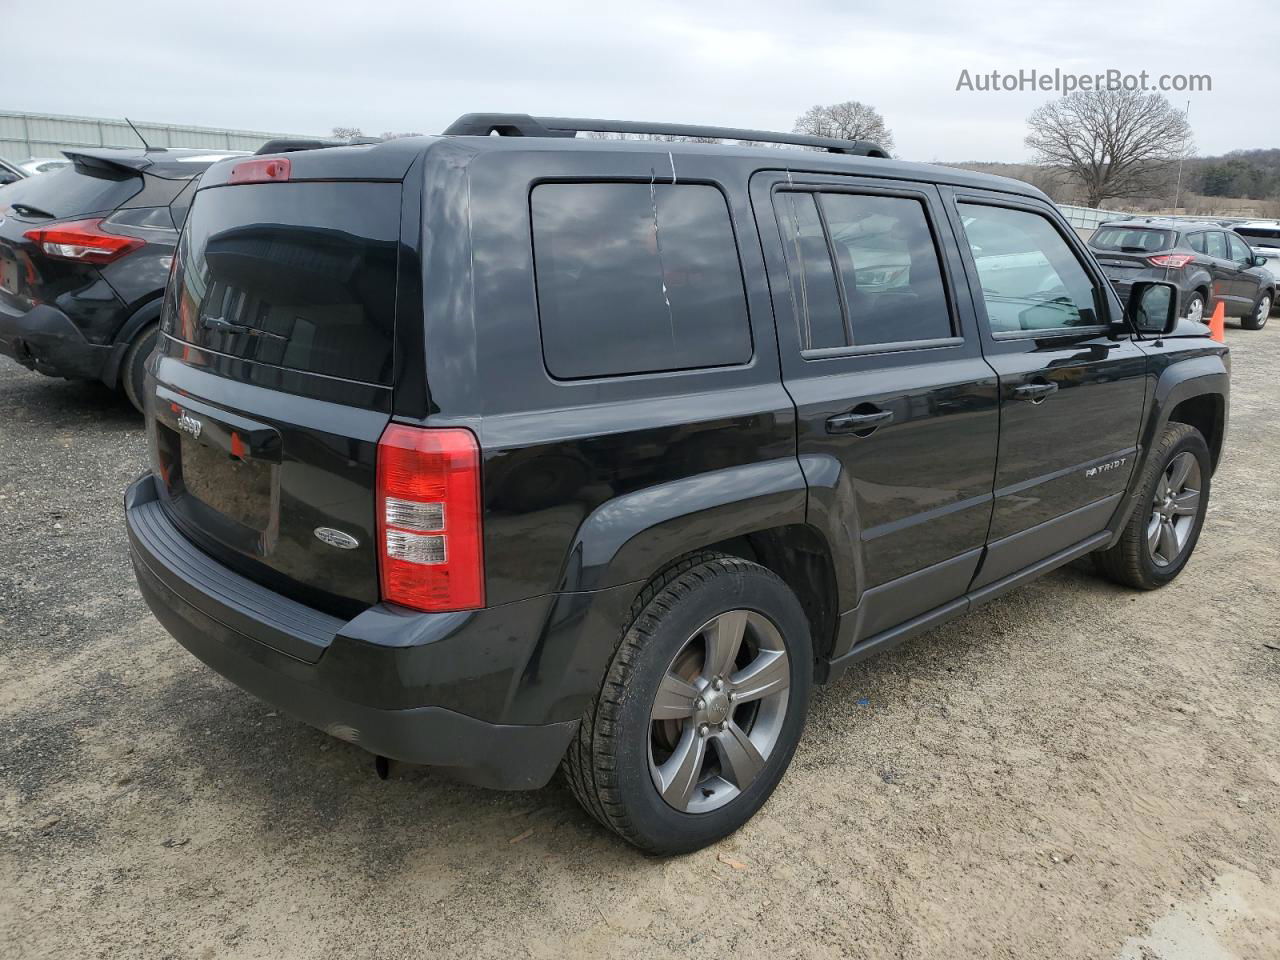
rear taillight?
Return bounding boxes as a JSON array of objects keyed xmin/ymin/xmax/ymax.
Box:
[
  {"xmin": 1149, "ymin": 254, "xmax": 1194, "ymax": 269},
  {"xmin": 22, "ymin": 219, "xmax": 144, "ymax": 264},
  {"xmin": 227, "ymin": 156, "xmax": 291, "ymax": 184},
  {"xmin": 376, "ymin": 424, "xmax": 484, "ymax": 612}
]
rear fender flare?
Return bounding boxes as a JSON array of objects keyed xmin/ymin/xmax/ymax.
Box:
[{"xmin": 101, "ymin": 298, "xmax": 163, "ymax": 388}]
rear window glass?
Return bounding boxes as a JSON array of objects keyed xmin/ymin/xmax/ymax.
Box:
[
  {"xmin": 1090, "ymin": 228, "xmax": 1173, "ymax": 253},
  {"xmin": 531, "ymin": 182, "xmax": 752, "ymax": 379},
  {"xmin": 163, "ymin": 181, "xmax": 401, "ymax": 384},
  {"xmin": 1235, "ymin": 227, "xmax": 1280, "ymax": 244},
  {"xmin": 0, "ymin": 163, "xmax": 141, "ymax": 219}
]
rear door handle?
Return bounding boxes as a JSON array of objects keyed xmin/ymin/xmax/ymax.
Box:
[
  {"xmin": 1012, "ymin": 382, "xmax": 1058, "ymax": 404},
  {"xmin": 826, "ymin": 408, "xmax": 894, "ymax": 434}
]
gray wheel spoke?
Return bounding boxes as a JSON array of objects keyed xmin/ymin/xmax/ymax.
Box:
[
  {"xmin": 1147, "ymin": 515, "xmax": 1163, "ymax": 553},
  {"xmin": 730, "ymin": 650, "xmax": 789, "ymax": 704},
  {"xmin": 651, "ymin": 672, "xmax": 700, "ymax": 720},
  {"xmin": 704, "ymin": 610, "xmax": 747, "ymax": 680},
  {"xmin": 1167, "ymin": 453, "xmax": 1193, "ymax": 493},
  {"xmin": 714, "ymin": 722, "xmax": 765, "ymax": 790},
  {"xmin": 656, "ymin": 725, "xmax": 707, "ymax": 809},
  {"xmin": 1158, "ymin": 519, "xmax": 1179, "ymax": 562},
  {"xmin": 1172, "ymin": 490, "xmax": 1200, "ymax": 517}
]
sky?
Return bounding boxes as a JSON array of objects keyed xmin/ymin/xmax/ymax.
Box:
[{"xmin": 6, "ymin": 0, "xmax": 1276, "ymax": 162}]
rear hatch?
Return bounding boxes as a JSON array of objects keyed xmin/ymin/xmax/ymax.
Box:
[
  {"xmin": 149, "ymin": 165, "xmax": 405, "ymax": 618},
  {"xmin": 0, "ymin": 159, "xmax": 144, "ymax": 316},
  {"xmin": 1088, "ymin": 225, "xmax": 1177, "ymax": 299}
]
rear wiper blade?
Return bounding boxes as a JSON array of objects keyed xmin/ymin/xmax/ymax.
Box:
[
  {"xmin": 201, "ymin": 316, "xmax": 287, "ymax": 341},
  {"xmin": 11, "ymin": 203, "xmax": 56, "ymax": 219}
]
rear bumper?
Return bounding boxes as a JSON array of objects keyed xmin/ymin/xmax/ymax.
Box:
[
  {"xmin": 125, "ymin": 474, "xmax": 580, "ymax": 790},
  {"xmin": 0, "ymin": 301, "xmax": 113, "ymax": 380}
]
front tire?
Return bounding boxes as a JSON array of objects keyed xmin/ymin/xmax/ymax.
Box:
[
  {"xmin": 121, "ymin": 323, "xmax": 158, "ymax": 414},
  {"xmin": 1093, "ymin": 422, "xmax": 1210, "ymax": 589},
  {"xmin": 1242, "ymin": 291, "xmax": 1271, "ymax": 330},
  {"xmin": 562, "ymin": 554, "xmax": 813, "ymax": 854}
]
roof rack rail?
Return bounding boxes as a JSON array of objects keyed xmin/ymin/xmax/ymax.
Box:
[
  {"xmin": 255, "ymin": 136, "xmax": 382, "ymax": 156},
  {"xmin": 442, "ymin": 113, "xmax": 890, "ymax": 158}
]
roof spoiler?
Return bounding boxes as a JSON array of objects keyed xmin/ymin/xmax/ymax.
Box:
[
  {"xmin": 255, "ymin": 136, "xmax": 382, "ymax": 155},
  {"xmin": 443, "ymin": 113, "xmax": 890, "ymax": 158},
  {"xmin": 61, "ymin": 150, "xmax": 153, "ymax": 175}
]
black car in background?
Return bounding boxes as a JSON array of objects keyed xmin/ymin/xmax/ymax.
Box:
[
  {"xmin": 1089, "ymin": 218, "xmax": 1276, "ymax": 330},
  {"xmin": 0, "ymin": 148, "xmax": 243, "ymax": 410}
]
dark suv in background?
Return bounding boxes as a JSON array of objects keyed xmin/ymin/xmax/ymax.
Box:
[
  {"xmin": 125, "ymin": 115, "xmax": 1228, "ymax": 853},
  {"xmin": 1089, "ymin": 218, "xmax": 1276, "ymax": 330},
  {"xmin": 0, "ymin": 148, "xmax": 243, "ymax": 410}
]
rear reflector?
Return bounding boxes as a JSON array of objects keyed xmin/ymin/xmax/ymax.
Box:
[
  {"xmin": 227, "ymin": 156, "xmax": 291, "ymax": 185},
  {"xmin": 23, "ymin": 219, "xmax": 144, "ymax": 264},
  {"xmin": 376, "ymin": 425, "xmax": 484, "ymax": 612},
  {"xmin": 1148, "ymin": 253, "xmax": 1194, "ymax": 269}
]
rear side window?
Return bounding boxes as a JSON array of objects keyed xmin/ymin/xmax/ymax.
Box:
[
  {"xmin": 1188, "ymin": 232, "xmax": 1207, "ymax": 254},
  {"xmin": 1, "ymin": 162, "xmax": 141, "ymax": 219},
  {"xmin": 1205, "ymin": 232, "xmax": 1227, "ymax": 259},
  {"xmin": 1090, "ymin": 227, "xmax": 1173, "ymax": 252},
  {"xmin": 959, "ymin": 203, "xmax": 1100, "ymax": 334},
  {"xmin": 775, "ymin": 190, "xmax": 953, "ymax": 350},
  {"xmin": 531, "ymin": 182, "xmax": 752, "ymax": 379},
  {"xmin": 164, "ymin": 181, "xmax": 401, "ymax": 384}
]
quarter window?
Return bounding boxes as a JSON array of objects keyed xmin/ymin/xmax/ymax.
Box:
[
  {"xmin": 958, "ymin": 203, "xmax": 1101, "ymax": 334},
  {"xmin": 531, "ymin": 182, "xmax": 752, "ymax": 379},
  {"xmin": 775, "ymin": 190, "xmax": 953, "ymax": 350}
]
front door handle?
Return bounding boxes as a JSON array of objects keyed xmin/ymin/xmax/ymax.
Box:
[
  {"xmin": 1012, "ymin": 382, "xmax": 1058, "ymax": 404},
  {"xmin": 826, "ymin": 408, "xmax": 894, "ymax": 435}
]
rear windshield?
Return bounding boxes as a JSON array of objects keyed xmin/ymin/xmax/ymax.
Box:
[
  {"xmin": 1235, "ymin": 226, "xmax": 1280, "ymax": 244},
  {"xmin": 0, "ymin": 162, "xmax": 141, "ymax": 219},
  {"xmin": 1090, "ymin": 227, "xmax": 1174, "ymax": 253},
  {"xmin": 163, "ymin": 181, "xmax": 401, "ymax": 384}
]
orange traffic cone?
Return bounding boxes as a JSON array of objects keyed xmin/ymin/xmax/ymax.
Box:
[{"xmin": 1207, "ymin": 300, "xmax": 1225, "ymax": 343}]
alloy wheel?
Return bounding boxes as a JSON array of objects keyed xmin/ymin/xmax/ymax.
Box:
[
  {"xmin": 648, "ymin": 610, "xmax": 790, "ymax": 813},
  {"xmin": 1186, "ymin": 296, "xmax": 1204, "ymax": 323},
  {"xmin": 1257, "ymin": 296, "xmax": 1271, "ymax": 326},
  {"xmin": 1147, "ymin": 451, "xmax": 1201, "ymax": 567}
]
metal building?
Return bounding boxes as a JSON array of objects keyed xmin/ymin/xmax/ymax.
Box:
[{"xmin": 0, "ymin": 110, "xmax": 316, "ymax": 163}]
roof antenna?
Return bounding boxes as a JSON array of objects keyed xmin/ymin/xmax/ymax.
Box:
[{"xmin": 124, "ymin": 117, "xmax": 152, "ymax": 151}]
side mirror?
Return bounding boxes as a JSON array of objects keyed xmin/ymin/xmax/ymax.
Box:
[
  {"xmin": 1127, "ymin": 280, "xmax": 1179, "ymax": 335},
  {"xmin": 1253, "ymin": 255, "xmax": 1269, "ymax": 268}
]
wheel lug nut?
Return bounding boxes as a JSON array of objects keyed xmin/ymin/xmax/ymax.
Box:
[
  {"xmin": 699, "ymin": 723, "xmax": 709, "ymax": 736},
  {"xmin": 727, "ymin": 691, "xmax": 736, "ymax": 701},
  {"xmin": 695, "ymin": 698, "xmax": 705, "ymax": 710},
  {"xmin": 712, "ymin": 677, "xmax": 723, "ymax": 690}
]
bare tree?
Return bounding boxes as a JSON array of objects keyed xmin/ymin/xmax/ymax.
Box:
[
  {"xmin": 1024, "ymin": 90, "xmax": 1192, "ymax": 208},
  {"xmin": 793, "ymin": 101, "xmax": 895, "ymax": 154},
  {"xmin": 331, "ymin": 126, "xmax": 363, "ymax": 139}
]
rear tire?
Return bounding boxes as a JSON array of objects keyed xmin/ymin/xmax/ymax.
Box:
[
  {"xmin": 1184, "ymin": 291, "xmax": 1206, "ymax": 323},
  {"xmin": 562, "ymin": 553, "xmax": 813, "ymax": 854},
  {"xmin": 1242, "ymin": 291, "xmax": 1271, "ymax": 330},
  {"xmin": 121, "ymin": 324, "xmax": 158, "ymax": 414},
  {"xmin": 1093, "ymin": 422, "xmax": 1210, "ymax": 590}
]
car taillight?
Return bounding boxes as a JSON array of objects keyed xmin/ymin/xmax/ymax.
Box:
[
  {"xmin": 227, "ymin": 156, "xmax": 291, "ymax": 184},
  {"xmin": 376, "ymin": 424, "xmax": 484, "ymax": 612},
  {"xmin": 22, "ymin": 219, "xmax": 144, "ymax": 264},
  {"xmin": 1149, "ymin": 254, "xmax": 1194, "ymax": 269}
]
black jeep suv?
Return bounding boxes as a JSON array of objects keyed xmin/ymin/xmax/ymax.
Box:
[
  {"xmin": 0, "ymin": 148, "xmax": 242, "ymax": 411},
  {"xmin": 125, "ymin": 115, "xmax": 1229, "ymax": 854}
]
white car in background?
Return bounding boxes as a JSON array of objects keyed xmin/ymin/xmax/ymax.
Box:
[
  {"xmin": 1234, "ymin": 222, "xmax": 1280, "ymax": 283},
  {"xmin": 18, "ymin": 157, "xmax": 70, "ymax": 176}
]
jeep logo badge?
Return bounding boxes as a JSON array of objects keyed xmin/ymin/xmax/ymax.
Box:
[
  {"xmin": 314, "ymin": 527, "xmax": 359, "ymax": 550},
  {"xmin": 176, "ymin": 411, "xmax": 202, "ymax": 440}
]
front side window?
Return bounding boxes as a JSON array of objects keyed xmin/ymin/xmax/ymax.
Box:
[
  {"xmin": 959, "ymin": 203, "xmax": 1101, "ymax": 334},
  {"xmin": 775, "ymin": 189, "xmax": 953, "ymax": 350},
  {"xmin": 531, "ymin": 182, "xmax": 752, "ymax": 379},
  {"xmin": 1227, "ymin": 234, "xmax": 1253, "ymax": 264}
]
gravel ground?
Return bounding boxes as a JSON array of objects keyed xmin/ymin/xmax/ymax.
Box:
[{"xmin": 2, "ymin": 325, "xmax": 1278, "ymax": 960}]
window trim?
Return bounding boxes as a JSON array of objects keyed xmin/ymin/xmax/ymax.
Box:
[
  {"xmin": 527, "ymin": 177, "xmax": 756, "ymax": 382},
  {"xmin": 954, "ymin": 194, "xmax": 1112, "ymax": 341},
  {"xmin": 771, "ymin": 182, "xmax": 963, "ymax": 359}
]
